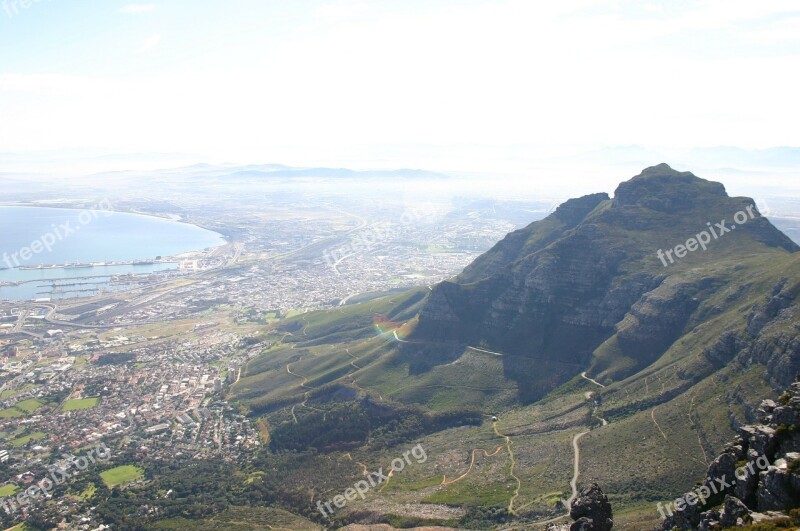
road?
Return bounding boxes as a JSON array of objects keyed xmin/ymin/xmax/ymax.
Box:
[
  {"xmin": 466, "ymin": 345, "xmax": 504, "ymax": 356},
  {"xmin": 12, "ymin": 310, "xmax": 28, "ymax": 332},
  {"xmin": 581, "ymin": 371, "xmax": 605, "ymax": 388}
]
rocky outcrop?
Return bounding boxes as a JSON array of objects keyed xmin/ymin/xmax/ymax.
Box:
[
  {"xmin": 660, "ymin": 378, "xmax": 800, "ymax": 530},
  {"xmin": 569, "ymin": 483, "xmax": 613, "ymax": 531}
]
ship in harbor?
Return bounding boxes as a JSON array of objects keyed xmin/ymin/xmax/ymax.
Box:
[
  {"xmin": 16, "ymin": 259, "xmax": 162, "ymax": 271},
  {"xmin": 19, "ymin": 264, "xmax": 61, "ymax": 270},
  {"xmin": 20, "ymin": 262, "xmax": 93, "ymax": 270}
]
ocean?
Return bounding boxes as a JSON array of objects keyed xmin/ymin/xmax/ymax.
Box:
[{"xmin": 0, "ymin": 206, "xmax": 224, "ymax": 300}]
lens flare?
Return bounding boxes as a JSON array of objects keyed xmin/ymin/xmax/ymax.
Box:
[{"xmin": 372, "ymin": 314, "xmax": 413, "ymax": 341}]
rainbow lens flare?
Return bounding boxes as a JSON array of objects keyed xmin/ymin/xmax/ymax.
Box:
[{"xmin": 372, "ymin": 314, "xmax": 413, "ymax": 341}]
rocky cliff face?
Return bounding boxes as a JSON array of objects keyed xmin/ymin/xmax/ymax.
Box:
[
  {"xmin": 412, "ymin": 164, "xmax": 800, "ymax": 401},
  {"xmin": 660, "ymin": 378, "xmax": 800, "ymax": 530}
]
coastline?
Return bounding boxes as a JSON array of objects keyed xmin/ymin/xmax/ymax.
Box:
[{"xmin": 0, "ymin": 201, "xmax": 229, "ymax": 244}]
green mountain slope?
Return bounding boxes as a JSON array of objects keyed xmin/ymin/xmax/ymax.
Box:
[
  {"xmin": 414, "ymin": 163, "xmax": 798, "ymax": 401},
  {"xmin": 225, "ymin": 164, "xmax": 800, "ymax": 530}
]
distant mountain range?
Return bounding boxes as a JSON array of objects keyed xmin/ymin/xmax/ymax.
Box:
[{"xmin": 84, "ymin": 163, "xmax": 450, "ymax": 182}]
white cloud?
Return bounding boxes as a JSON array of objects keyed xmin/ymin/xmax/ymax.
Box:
[
  {"xmin": 313, "ymin": 1, "xmax": 370, "ymax": 20},
  {"xmin": 119, "ymin": 4, "xmax": 157, "ymax": 14},
  {"xmin": 137, "ymin": 34, "xmax": 162, "ymax": 54},
  {"xmin": 1, "ymin": 0, "xmax": 798, "ymax": 166},
  {"xmin": 744, "ymin": 16, "xmax": 800, "ymax": 43}
]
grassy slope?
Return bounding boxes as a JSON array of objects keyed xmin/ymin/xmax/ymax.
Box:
[{"xmin": 229, "ymin": 253, "xmax": 799, "ymax": 528}]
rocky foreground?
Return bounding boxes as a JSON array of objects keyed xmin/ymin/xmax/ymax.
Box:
[{"xmin": 659, "ymin": 378, "xmax": 800, "ymax": 530}]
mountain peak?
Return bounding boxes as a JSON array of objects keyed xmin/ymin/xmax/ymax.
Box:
[
  {"xmin": 613, "ymin": 163, "xmax": 727, "ymax": 211},
  {"xmin": 553, "ymin": 192, "xmax": 609, "ymax": 225},
  {"xmin": 637, "ymin": 162, "xmax": 687, "ymax": 177}
]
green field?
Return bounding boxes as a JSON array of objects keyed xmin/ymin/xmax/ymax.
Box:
[
  {"xmin": 100, "ymin": 465, "xmax": 144, "ymax": 488},
  {"xmin": 0, "ymin": 407, "xmax": 24, "ymax": 418},
  {"xmin": 0, "ymin": 398, "xmax": 45, "ymax": 418},
  {"xmin": 0, "ymin": 484, "xmax": 19, "ymax": 496},
  {"xmin": 15, "ymin": 398, "xmax": 45, "ymax": 413},
  {"xmin": 1, "ymin": 384, "xmax": 35, "ymax": 399},
  {"xmin": 11, "ymin": 431, "xmax": 47, "ymax": 447},
  {"xmin": 62, "ymin": 397, "xmax": 100, "ymax": 411}
]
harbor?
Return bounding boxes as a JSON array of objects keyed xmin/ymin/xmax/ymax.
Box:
[{"xmin": 17, "ymin": 259, "xmax": 159, "ymax": 271}]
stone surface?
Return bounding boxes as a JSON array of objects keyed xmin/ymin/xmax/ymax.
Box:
[
  {"xmin": 718, "ymin": 496, "xmax": 750, "ymax": 527},
  {"xmin": 569, "ymin": 484, "xmax": 613, "ymax": 531}
]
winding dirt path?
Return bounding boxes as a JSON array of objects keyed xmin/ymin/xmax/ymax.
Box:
[
  {"xmin": 651, "ymin": 407, "xmax": 668, "ymax": 440},
  {"xmin": 580, "ymin": 371, "xmax": 605, "ymax": 388},
  {"xmin": 688, "ymin": 395, "xmax": 709, "ymax": 466},
  {"xmin": 440, "ymin": 445, "xmax": 506, "ymax": 486},
  {"xmin": 567, "ymin": 431, "xmax": 589, "ymax": 509},
  {"xmin": 286, "ymin": 361, "xmax": 309, "ymax": 389},
  {"xmin": 346, "ymin": 348, "xmax": 361, "ymax": 369},
  {"xmin": 526, "ymin": 370, "xmax": 611, "ymax": 526},
  {"xmin": 437, "ymin": 420, "xmax": 520, "ymax": 514},
  {"xmin": 285, "ymin": 360, "xmax": 328, "ymax": 420},
  {"xmin": 493, "ymin": 421, "xmax": 522, "ymax": 514}
]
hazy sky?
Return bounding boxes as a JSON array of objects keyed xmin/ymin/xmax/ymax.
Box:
[{"xmin": 1, "ymin": 0, "xmax": 799, "ymax": 175}]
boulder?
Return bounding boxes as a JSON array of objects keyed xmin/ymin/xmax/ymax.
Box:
[
  {"xmin": 668, "ymin": 495, "xmax": 704, "ymax": 529},
  {"xmin": 570, "ymin": 517, "xmax": 593, "ymax": 531},
  {"xmin": 718, "ymin": 495, "xmax": 751, "ymax": 527},
  {"xmin": 733, "ymin": 452, "xmax": 760, "ymax": 506},
  {"xmin": 569, "ymin": 484, "xmax": 613, "ymax": 531},
  {"xmin": 726, "ymin": 444, "xmax": 745, "ymax": 462},
  {"xmin": 697, "ymin": 509, "xmax": 721, "ymax": 531},
  {"xmin": 706, "ymin": 452, "xmax": 737, "ymax": 496},
  {"xmin": 739, "ymin": 425, "xmax": 777, "ymax": 460},
  {"xmin": 757, "ymin": 399, "xmax": 778, "ymax": 423},
  {"xmin": 772, "ymin": 405, "xmax": 800, "ymax": 426},
  {"xmin": 756, "ymin": 466, "xmax": 800, "ymax": 511}
]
